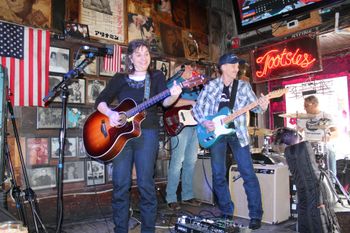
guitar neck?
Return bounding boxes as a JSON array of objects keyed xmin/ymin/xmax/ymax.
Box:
[
  {"xmin": 222, "ymin": 91, "xmax": 280, "ymax": 125},
  {"xmin": 124, "ymin": 77, "xmax": 204, "ymax": 118},
  {"xmin": 126, "ymin": 89, "xmax": 171, "ymax": 117},
  {"xmin": 223, "ymin": 101, "xmax": 258, "ymax": 125}
]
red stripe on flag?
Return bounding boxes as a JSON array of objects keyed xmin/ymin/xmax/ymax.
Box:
[{"xmin": 103, "ymin": 44, "xmax": 120, "ymax": 72}]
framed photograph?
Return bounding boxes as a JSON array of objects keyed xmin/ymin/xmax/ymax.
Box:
[
  {"xmin": 77, "ymin": 138, "xmax": 87, "ymax": 157},
  {"xmin": 51, "ymin": 137, "xmax": 77, "ymax": 158},
  {"xmin": 28, "ymin": 167, "xmax": 56, "ymax": 190},
  {"xmin": 64, "ymin": 22, "xmax": 90, "ymax": 39},
  {"xmin": 87, "ymin": 79, "xmax": 106, "ymax": 104},
  {"xmin": 80, "ymin": 0, "xmax": 126, "ymax": 43},
  {"xmin": 63, "ymin": 161, "xmax": 85, "ymax": 183},
  {"xmin": 0, "ymin": 0, "xmax": 51, "ymax": 28},
  {"xmin": 159, "ymin": 23, "xmax": 185, "ymax": 57},
  {"xmin": 26, "ymin": 138, "xmax": 49, "ymax": 166},
  {"xmin": 67, "ymin": 79, "xmax": 86, "ymax": 104},
  {"xmin": 67, "ymin": 107, "xmax": 94, "ymax": 129},
  {"xmin": 86, "ymin": 161, "xmax": 105, "ymax": 186},
  {"xmin": 73, "ymin": 55, "xmax": 97, "ymax": 75},
  {"xmin": 49, "ymin": 46, "xmax": 70, "ymax": 73},
  {"xmin": 37, "ymin": 107, "xmax": 62, "ymax": 129},
  {"xmin": 155, "ymin": 60, "xmax": 170, "ymax": 79},
  {"xmin": 48, "ymin": 75, "xmax": 63, "ymax": 102}
]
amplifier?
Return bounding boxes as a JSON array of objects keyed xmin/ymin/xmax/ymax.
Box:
[
  {"xmin": 229, "ymin": 164, "xmax": 290, "ymax": 224},
  {"xmin": 175, "ymin": 215, "xmax": 251, "ymax": 233}
]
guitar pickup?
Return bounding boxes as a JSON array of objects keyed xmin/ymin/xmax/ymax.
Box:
[{"xmin": 101, "ymin": 120, "xmax": 108, "ymax": 138}]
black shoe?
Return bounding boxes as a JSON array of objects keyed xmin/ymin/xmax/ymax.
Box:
[
  {"xmin": 181, "ymin": 198, "xmax": 202, "ymax": 207},
  {"xmin": 167, "ymin": 202, "xmax": 181, "ymax": 211},
  {"xmin": 249, "ymin": 218, "xmax": 261, "ymax": 230}
]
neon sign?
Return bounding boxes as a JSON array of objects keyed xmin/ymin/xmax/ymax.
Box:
[
  {"xmin": 256, "ymin": 48, "xmax": 316, "ymax": 78},
  {"xmin": 252, "ymin": 35, "xmax": 322, "ymax": 83}
]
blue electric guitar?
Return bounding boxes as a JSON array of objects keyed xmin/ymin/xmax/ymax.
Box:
[{"xmin": 197, "ymin": 88, "xmax": 288, "ymax": 148}]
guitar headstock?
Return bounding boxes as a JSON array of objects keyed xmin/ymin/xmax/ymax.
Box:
[
  {"xmin": 267, "ymin": 88, "xmax": 289, "ymax": 99},
  {"xmin": 181, "ymin": 74, "xmax": 207, "ymax": 89}
]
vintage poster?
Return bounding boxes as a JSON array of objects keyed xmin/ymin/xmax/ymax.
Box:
[
  {"xmin": 0, "ymin": 0, "xmax": 51, "ymax": 28},
  {"xmin": 80, "ymin": 0, "xmax": 125, "ymax": 43}
]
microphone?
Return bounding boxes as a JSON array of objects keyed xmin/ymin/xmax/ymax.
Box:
[{"xmin": 81, "ymin": 46, "xmax": 113, "ymax": 56}]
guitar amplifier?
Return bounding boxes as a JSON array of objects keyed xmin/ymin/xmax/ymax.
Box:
[{"xmin": 229, "ymin": 164, "xmax": 290, "ymax": 224}]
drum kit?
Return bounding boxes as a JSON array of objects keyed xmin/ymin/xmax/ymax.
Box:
[
  {"xmin": 249, "ymin": 112, "xmax": 329, "ymax": 166},
  {"xmin": 249, "ymin": 112, "xmax": 350, "ymax": 201}
]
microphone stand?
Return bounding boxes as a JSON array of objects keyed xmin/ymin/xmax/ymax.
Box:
[
  {"xmin": 6, "ymin": 88, "xmax": 47, "ymax": 232},
  {"xmin": 43, "ymin": 52, "xmax": 97, "ymax": 233}
]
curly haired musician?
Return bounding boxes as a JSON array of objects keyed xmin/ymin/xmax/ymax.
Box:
[
  {"xmin": 192, "ymin": 52, "xmax": 269, "ymax": 230},
  {"xmin": 165, "ymin": 62, "xmax": 202, "ymax": 211},
  {"xmin": 95, "ymin": 39, "xmax": 182, "ymax": 233}
]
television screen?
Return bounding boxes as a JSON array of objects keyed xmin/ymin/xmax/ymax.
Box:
[{"xmin": 233, "ymin": 0, "xmax": 344, "ymax": 34}]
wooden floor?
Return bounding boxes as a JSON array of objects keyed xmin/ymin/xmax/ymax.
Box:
[
  {"xmin": 58, "ymin": 196, "xmax": 350, "ymax": 233},
  {"xmin": 60, "ymin": 203, "xmax": 298, "ymax": 233}
]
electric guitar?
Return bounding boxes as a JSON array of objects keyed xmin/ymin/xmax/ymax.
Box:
[
  {"xmin": 163, "ymin": 105, "xmax": 197, "ymax": 136},
  {"xmin": 83, "ymin": 75, "xmax": 206, "ymax": 162},
  {"xmin": 197, "ymin": 88, "xmax": 288, "ymax": 149}
]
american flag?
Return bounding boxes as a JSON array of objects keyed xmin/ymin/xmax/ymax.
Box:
[
  {"xmin": 0, "ymin": 21, "xmax": 50, "ymax": 107},
  {"xmin": 103, "ymin": 44, "xmax": 121, "ymax": 72}
]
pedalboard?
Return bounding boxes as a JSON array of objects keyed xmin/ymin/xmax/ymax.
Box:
[{"xmin": 175, "ymin": 215, "xmax": 251, "ymax": 233}]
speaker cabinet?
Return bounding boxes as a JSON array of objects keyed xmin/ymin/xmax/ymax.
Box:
[
  {"xmin": 193, "ymin": 157, "xmax": 214, "ymax": 204},
  {"xmin": 229, "ymin": 164, "xmax": 290, "ymax": 224}
]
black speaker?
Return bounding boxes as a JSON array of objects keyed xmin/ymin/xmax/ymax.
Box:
[{"xmin": 285, "ymin": 141, "xmax": 341, "ymax": 233}]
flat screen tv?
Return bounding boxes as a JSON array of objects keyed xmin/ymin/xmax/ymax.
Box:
[{"xmin": 232, "ymin": 0, "xmax": 345, "ymax": 34}]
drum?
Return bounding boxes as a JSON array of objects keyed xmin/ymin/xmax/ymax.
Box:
[{"xmin": 272, "ymin": 127, "xmax": 301, "ymax": 146}]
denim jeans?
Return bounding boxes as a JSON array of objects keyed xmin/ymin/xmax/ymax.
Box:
[
  {"xmin": 166, "ymin": 127, "xmax": 199, "ymax": 203},
  {"xmin": 210, "ymin": 133, "xmax": 263, "ymax": 219},
  {"xmin": 112, "ymin": 129, "xmax": 159, "ymax": 233}
]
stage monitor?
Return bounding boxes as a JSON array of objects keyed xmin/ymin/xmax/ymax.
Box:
[{"xmin": 232, "ymin": 0, "xmax": 345, "ymax": 34}]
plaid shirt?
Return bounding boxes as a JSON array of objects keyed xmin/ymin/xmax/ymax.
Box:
[{"xmin": 192, "ymin": 77, "xmax": 264, "ymax": 147}]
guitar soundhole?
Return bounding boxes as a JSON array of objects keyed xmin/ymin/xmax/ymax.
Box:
[
  {"xmin": 118, "ymin": 112, "xmax": 128, "ymax": 127},
  {"xmin": 100, "ymin": 120, "xmax": 108, "ymax": 138}
]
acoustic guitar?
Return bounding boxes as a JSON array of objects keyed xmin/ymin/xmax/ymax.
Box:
[
  {"xmin": 83, "ymin": 75, "xmax": 206, "ymax": 162},
  {"xmin": 197, "ymin": 88, "xmax": 288, "ymax": 149}
]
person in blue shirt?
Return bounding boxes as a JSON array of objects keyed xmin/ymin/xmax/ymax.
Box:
[
  {"xmin": 192, "ymin": 52, "xmax": 269, "ymax": 230},
  {"xmin": 165, "ymin": 61, "xmax": 202, "ymax": 210}
]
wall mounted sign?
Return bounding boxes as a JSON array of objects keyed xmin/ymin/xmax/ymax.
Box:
[{"xmin": 251, "ymin": 35, "xmax": 322, "ymax": 83}]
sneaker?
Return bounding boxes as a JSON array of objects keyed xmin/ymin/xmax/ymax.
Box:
[
  {"xmin": 249, "ymin": 218, "xmax": 261, "ymax": 230},
  {"xmin": 181, "ymin": 198, "xmax": 202, "ymax": 207},
  {"xmin": 167, "ymin": 202, "xmax": 181, "ymax": 211}
]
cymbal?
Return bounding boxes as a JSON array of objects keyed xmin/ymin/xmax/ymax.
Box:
[
  {"xmin": 248, "ymin": 127, "xmax": 273, "ymax": 136},
  {"xmin": 278, "ymin": 113, "xmax": 316, "ymax": 119}
]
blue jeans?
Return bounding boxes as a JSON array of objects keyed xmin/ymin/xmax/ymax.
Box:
[
  {"xmin": 166, "ymin": 127, "xmax": 198, "ymax": 203},
  {"xmin": 210, "ymin": 134, "xmax": 263, "ymax": 219},
  {"xmin": 112, "ymin": 129, "xmax": 158, "ymax": 233}
]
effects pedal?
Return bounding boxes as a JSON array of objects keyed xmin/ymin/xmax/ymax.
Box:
[{"xmin": 175, "ymin": 215, "xmax": 251, "ymax": 233}]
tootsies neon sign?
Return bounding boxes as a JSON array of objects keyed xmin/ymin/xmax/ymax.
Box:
[{"xmin": 252, "ymin": 35, "xmax": 322, "ymax": 83}]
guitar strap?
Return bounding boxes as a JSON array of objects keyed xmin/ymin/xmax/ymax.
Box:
[
  {"xmin": 229, "ymin": 79, "xmax": 238, "ymax": 109},
  {"xmin": 144, "ymin": 72, "xmax": 151, "ymax": 101}
]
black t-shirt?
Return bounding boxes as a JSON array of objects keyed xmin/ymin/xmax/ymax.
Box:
[
  {"xmin": 219, "ymin": 85, "xmax": 231, "ymax": 110},
  {"xmin": 95, "ymin": 70, "xmax": 167, "ymax": 129}
]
